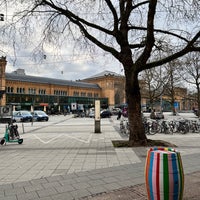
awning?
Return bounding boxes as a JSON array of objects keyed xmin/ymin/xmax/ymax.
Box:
[{"xmin": 40, "ymin": 103, "xmax": 49, "ymax": 106}]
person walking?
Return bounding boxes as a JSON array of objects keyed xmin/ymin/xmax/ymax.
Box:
[{"xmin": 117, "ymin": 109, "xmax": 122, "ymax": 120}]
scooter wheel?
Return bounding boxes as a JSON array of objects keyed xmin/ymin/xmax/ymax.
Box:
[
  {"xmin": 18, "ymin": 138, "xmax": 23, "ymax": 144},
  {"xmin": 0, "ymin": 138, "xmax": 5, "ymax": 145}
]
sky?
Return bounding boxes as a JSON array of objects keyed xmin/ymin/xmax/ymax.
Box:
[
  {"xmin": 4, "ymin": 48, "xmax": 124, "ymax": 81},
  {"xmin": 1, "ymin": 33, "xmax": 124, "ymax": 81},
  {"xmin": 0, "ymin": 1, "xmax": 198, "ymax": 85},
  {"xmin": 0, "ymin": 1, "xmax": 124, "ymax": 81}
]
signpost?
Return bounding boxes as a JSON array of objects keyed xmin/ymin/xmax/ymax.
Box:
[{"xmin": 94, "ymin": 100, "xmax": 101, "ymax": 133}]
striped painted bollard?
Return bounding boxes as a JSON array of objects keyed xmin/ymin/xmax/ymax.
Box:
[{"xmin": 145, "ymin": 147, "xmax": 184, "ymax": 200}]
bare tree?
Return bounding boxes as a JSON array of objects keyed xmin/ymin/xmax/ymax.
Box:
[
  {"xmin": 163, "ymin": 60, "xmax": 183, "ymax": 115},
  {"xmin": 2, "ymin": 0, "xmax": 200, "ymax": 146},
  {"xmin": 140, "ymin": 67, "xmax": 167, "ymax": 112},
  {"xmin": 181, "ymin": 52, "xmax": 200, "ymax": 116}
]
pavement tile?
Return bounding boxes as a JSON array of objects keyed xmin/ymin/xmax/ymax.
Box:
[
  {"xmin": 0, "ymin": 115, "xmax": 200, "ymax": 199},
  {"xmin": 4, "ymin": 187, "xmax": 25, "ymax": 196},
  {"xmin": 16, "ymin": 191, "xmax": 39, "ymax": 200},
  {"xmin": 51, "ymin": 192, "xmax": 74, "ymax": 200},
  {"xmin": 87, "ymin": 185, "xmax": 108, "ymax": 195},
  {"xmin": 0, "ymin": 195, "xmax": 17, "ymax": 200},
  {"xmin": 42, "ymin": 181, "xmax": 61, "ymax": 189},
  {"xmin": 70, "ymin": 188, "xmax": 92, "ymax": 199},
  {"xmin": 24, "ymin": 184, "xmax": 44, "ymax": 193},
  {"xmin": 54, "ymin": 184, "xmax": 75, "ymax": 193},
  {"xmin": 36, "ymin": 187, "xmax": 58, "ymax": 198}
]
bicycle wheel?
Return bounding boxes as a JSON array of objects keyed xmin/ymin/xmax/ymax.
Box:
[
  {"xmin": 149, "ymin": 126, "xmax": 158, "ymax": 135},
  {"xmin": 149, "ymin": 122, "xmax": 161, "ymax": 135}
]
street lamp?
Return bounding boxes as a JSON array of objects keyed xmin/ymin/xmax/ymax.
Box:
[{"xmin": 160, "ymin": 94, "xmax": 163, "ymax": 112}]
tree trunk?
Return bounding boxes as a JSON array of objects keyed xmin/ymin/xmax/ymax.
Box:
[
  {"xmin": 197, "ymin": 85, "xmax": 200, "ymax": 117},
  {"xmin": 149, "ymin": 99, "xmax": 154, "ymax": 113},
  {"xmin": 171, "ymin": 97, "xmax": 176, "ymax": 115},
  {"xmin": 125, "ymin": 71, "xmax": 147, "ymax": 146}
]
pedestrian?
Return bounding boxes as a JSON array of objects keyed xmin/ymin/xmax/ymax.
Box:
[
  {"xmin": 150, "ymin": 109, "xmax": 156, "ymax": 119},
  {"xmin": 117, "ymin": 109, "xmax": 122, "ymax": 120}
]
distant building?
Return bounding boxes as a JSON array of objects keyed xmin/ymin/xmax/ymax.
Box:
[
  {"xmin": 0, "ymin": 57, "xmax": 108, "ymax": 113},
  {"xmin": 0, "ymin": 57, "xmax": 193, "ymax": 113},
  {"xmin": 80, "ymin": 71, "xmax": 126, "ymax": 107}
]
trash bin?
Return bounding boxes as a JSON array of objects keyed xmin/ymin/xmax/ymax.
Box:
[{"xmin": 145, "ymin": 147, "xmax": 184, "ymax": 200}]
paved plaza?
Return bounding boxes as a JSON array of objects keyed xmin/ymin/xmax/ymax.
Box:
[{"xmin": 0, "ymin": 113, "xmax": 200, "ymax": 199}]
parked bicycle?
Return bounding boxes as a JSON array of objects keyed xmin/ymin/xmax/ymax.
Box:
[
  {"xmin": 188, "ymin": 120, "xmax": 200, "ymax": 133},
  {"xmin": 119, "ymin": 117, "xmax": 199, "ymax": 136},
  {"xmin": 160, "ymin": 120, "xmax": 173, "ymax": 134},
  {"xmin": 171, "ymin": 119, "xmax": 190, "ymax": 134}
]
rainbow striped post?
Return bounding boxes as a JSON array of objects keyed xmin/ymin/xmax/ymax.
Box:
[{"xmin": 145, "ymin": 147, "xmax": 184, "ymax": 200}]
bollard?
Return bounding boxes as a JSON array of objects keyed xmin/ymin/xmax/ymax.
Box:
[{"xmin": 145, "ymin": 147, "xmax": 184, "ymax": 200}]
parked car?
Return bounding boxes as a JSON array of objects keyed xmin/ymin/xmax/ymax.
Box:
[
  {"xmin": 13, "ymin": 110, "xmax": 33, "ymax": 122},
  {"xmin": 32, "ymin": 110, "xmax": 49, "ymax": 121},
  {"xmin": 155, "ymin": 112, "xmax": 164, "ymax": 119},
  {"xmin": 111, "ymin": 108, "xmax": 121, "ymax": 115},
  {"xmin": 150, "ymin": 111, "xmax": 164, "ymax": 120},
  {"xmin": 100, "ymin": 110, "xmax": 112, "ymax": 118},
  {"xmin": 89, "ymin": 111, "xmax": 95, "ymax": 118}
]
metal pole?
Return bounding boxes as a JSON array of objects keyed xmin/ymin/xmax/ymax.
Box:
[{"xmin": 94, "ymin": 100, "xmax": 101, "ymax": 133}]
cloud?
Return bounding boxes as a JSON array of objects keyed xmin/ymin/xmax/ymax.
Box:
[
  {"xmin": 1, "ymin": 2, "xmax": 124, "ymax": 81},
  {"xmin": 5, "ymin": 48, "xmax": 123, "ymax": 81}
]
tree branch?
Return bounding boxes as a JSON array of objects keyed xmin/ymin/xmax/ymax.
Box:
[
  {"xmin": 129, "ymin": 26, "xmax": 189, "ymax": 43},
  {"xmin": 146, "ymin": 31, "xmax": 200, "ymax": 69},
  {"xmin": 136, "ymin": 0, "xmax": 157, "ymax": 66},
  {"xmin": 66, "ymin": 12, "xmax": 119, "ymax": 58},
  {"xmin": 132, "ymin": 1, "xmax": 149, "ymax": 9},
  {"xmin": 129, "ymin": 43, "xmax": 145, "ymax": 49},
  {"xmin": 35, "ymin": 0, "xmax": 121, "ymax": 58},
  {"xmin": 42, "ymin": 0, "xmax": 114, "ymax": 35},
  {"xmin": 105, "ymin": 0, "xmax": 119, "ymax": 32}
]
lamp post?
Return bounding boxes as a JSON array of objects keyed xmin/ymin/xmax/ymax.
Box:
[
  {"xmin": 0, "ymin": 57, "xmax": 6, "ymax": 106},
  {"xmin": 160, "ymin": 94, "xmax": 163, "ymax": 112}
]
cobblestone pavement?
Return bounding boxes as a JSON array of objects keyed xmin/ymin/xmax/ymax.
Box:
[
  {"xmin": 81, "ymin": 171, "xmax": 200, "ymax": 200},
  {"xmin": 0, "ymin": 113, "xmax": 200, "ymax": 199},
  {"xmin": 81, "ymin": 184, "xmax": 147, "ymax": 200}
]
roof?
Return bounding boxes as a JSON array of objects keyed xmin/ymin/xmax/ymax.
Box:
[
  {"xmin": 5, "ymin": 72, "xmax": 101, "ymax": 89},
  {"xmin": 83, "ymin": 70, "xmax": 124, "ymax": 79}
]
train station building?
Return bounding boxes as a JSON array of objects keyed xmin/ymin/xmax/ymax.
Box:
[{"xmin": 0, "ymin": 56, "xmax": 195, "ymax": 114}]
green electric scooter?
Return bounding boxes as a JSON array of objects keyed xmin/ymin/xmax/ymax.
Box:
[{"xmin": 0, "ymin": 123, "xmax": 23, "ymax": 145}]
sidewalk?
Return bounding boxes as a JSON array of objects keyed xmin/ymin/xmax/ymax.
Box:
[
  {"xmin": 0, "ymin": 114, "xmax": 200, "ymax": 199},
  {"xmin": 81, "ymin": 171, "xmax": 200, "ymax": 200}
]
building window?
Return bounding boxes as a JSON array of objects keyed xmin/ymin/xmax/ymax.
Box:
[
  {"xmin": 87, "ymin": 93, "xmax": 92, "ymax": 97},
  {"xmin": 94, "ymin": 93, "xmax": 99, "ymax": 98},
  {"xmin": 73, "ymin": 91, "xmax": 79, "ymax": 96},
  {"xmin": 81, "ymin": 92, "xmax": 86, "ymax": 97},
  {"xmin": 28, "ymin": 88, "xmax": 36, "ymax": 94},
  {"xmin": 17, "ymin": 87, "xmax": 25, "ymax": 94},
  {"xmin": 54, "ymin": 90, "xmax": 67, "ymax": 96},
  {"xmin": 39, "ymin": 89, "xmax": 46, "ymax": 95},
  {"xmin": 6, "ymin": 87, "xmax": 14, "ymax": 93}
]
